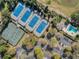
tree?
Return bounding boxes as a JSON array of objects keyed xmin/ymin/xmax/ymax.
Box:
[
  {"xmin": 22, "ymin": 37, "xmax": 37, "ymax": 51},
  {"xmin": 71, "ymin": 42, "xmax": 79, "ymax": 59},
  {"xmin": 72, "ymin": 43, "xmax": 79, "ymax": 55},
  {"xmin": 46, "ymin": 0, "xmax": 51, "ymax": 5},
  {"xmin": 2, "ymin": 2, "xmax": 9, "ymax": 16},
  {"xmin": 0, "ymin": 45, "xmax": 6, "ymax": 53},
  {"xmin": 65, "ymin": 19, "xmax": 70, "ymax": 25},
  {"xmin": 6, "ymin": 48, "xmax": 16, "ymax": 57},
  {"xmin": 75, "ymin": 35, "xmax": 79, "ymax": 40},
  {"xmin": 34, "ymin": 47, "xmax": 44, "ymax": 59},
  {"xmin": 0, "ymin": 0, "xmax": 2, "ymax": 3},
  {"xmin": 53, "ymin": 15, "xmax": 62, "ymax": 25},
  {"xmin": 31, "ymin": 39, "xmax": 37, "ymax": 46},
  {"xmin": 0, "ymin": 0, "xmax": 4, "ymax": 11},
  {"xmin": 71, "ymin": 11, "xmax": 79, "ymax": 29},
  {"xmin": 50, "ymin": 37, "xmax": 58, "ymax": 47},
  {"xmin": 27, "ymin": 0, "xmax": 37, "ymax": 7},
  {"xmin": 63, "ymin": 46, "xmax": 72, "ymax": 58},
  {"xmin": 52, "ymin": 52, "xmax": 61, "ymax": 59},
  {"xmin": 3, "ymin": 54, "xmax": 11, "ymax": 59},
  {"xmin": 64, "ymin": 46, "xmax": 72, "ymax": 52}
]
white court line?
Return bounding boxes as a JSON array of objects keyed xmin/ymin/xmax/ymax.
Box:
[
  {"xmin": 26, "ymin": 14, "xmax": 40, "ymax": 32},
  {"xmin": 18, "ymin": 8, "xmax": 32, "ymax": 26},
  {"xmin": 11, "ymin": 3, "xmax": 26, "ymax": 21},
  {"xmin": 34, "ymin": 19, "xmax": 49, "ymax": 37}
]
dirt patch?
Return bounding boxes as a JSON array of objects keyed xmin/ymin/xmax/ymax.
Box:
[
  {"xmin": 37, "ymin": 0, "xmax": 79, "ymax": 16},
  {"xmin": 57, "ymin": 0, "xmax": 79, "ymax": 7}
]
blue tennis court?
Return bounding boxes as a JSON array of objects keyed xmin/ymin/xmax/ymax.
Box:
[
  {"xmin": 36, "ymin": 21, "xmax": 48, "ymax": 33},
  {"xmin": 28, "ymin": 15, "xmax": 39, "ymax": 28},
  {"xmin": 11, "ymin": 2, "xmax": 49, "ymax": 37},
  {"xmin": 21, "ymin": 9, "xmax": 32, "ymax": 22},
  {"xmin": 13, "ymin": 3, "xmax": 24, "ymax": 17}
]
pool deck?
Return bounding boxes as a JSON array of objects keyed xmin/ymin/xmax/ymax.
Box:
[{"xmin": 62, "ymin": 24, "xmax": 79, "ymax": 37}]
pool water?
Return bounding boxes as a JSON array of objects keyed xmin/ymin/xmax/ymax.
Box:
[
  {"xmin": 21, "ymin": 9, "xmax": 31, "ymax": 22},
  {"xmin": 13, "ymin": 4, "xmax": 23, "ymax": 17},
  {"xmin": 28, "ymin": 15, "xmax": 39, "ymax": 28},
  {"xmin": 36, "ymin": 21, "xmax": 47, "ymax": 33},
  {"xmin": 67, "ymin": 25, "xmax": 77, "ymax": 33}
]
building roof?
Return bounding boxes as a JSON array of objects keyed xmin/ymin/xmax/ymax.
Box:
[{"xmin": 2, "ymin": 22, "xmax": 25, "ymax": 46}]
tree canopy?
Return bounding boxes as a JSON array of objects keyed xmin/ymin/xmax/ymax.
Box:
[
  {"xmin": 34, "ymin": 47, "xmax": 44, "ymax": 59},
  {"xmin": 50, "ymin": 37, "xmax": 58, "ymax": 47},
  {"xmin": 71, "ymin": 11, "xmax": 79, "ymax": 29},
  {"xmin": 0, "ymin": 45, "xmax": 6, "ymax": 53},
  {"xmin": 52, "ymin": 52, "xmax": 61, "ymax": 59},
  {"xmin": 3, "ymin": 54, "xmax": 11, "ymax": 59}
]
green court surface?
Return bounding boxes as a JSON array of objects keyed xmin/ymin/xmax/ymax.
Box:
[{"xmin": 2, "ymin": 23, "xmax": 25, "ymax": 46}]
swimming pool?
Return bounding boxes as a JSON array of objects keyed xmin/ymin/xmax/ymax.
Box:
[
  {"xmin": 21, "ymin": 8, "xmax": 32, "ymax": 22},
  {"xmin": 36, "ymin": 21, "xmax": 48, "ymax": 33},
  {"xmin": 28, "ymin": 15, "xmax": 39, "ymax": 28},
  {"xmin": 67, "ymin": 25, "xmax": 77, "ymax": 33},
  {"xmin": 13, "ymin": 3, "xmax": 24, "ymax": 17}
]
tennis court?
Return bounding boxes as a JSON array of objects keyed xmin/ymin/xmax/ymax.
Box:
[
  {"xmin": 2, "ymin": 23, "xmax": 25, "ymax": 46},
  {"xmin": 11, "ymin": 3, "xmax": 49, "ymax": 37},
  {"xmin": 26, "ymin": 14, "xmax": 40, "ymax": 32},
  {"xmin": 34, "ymin": 20, "xmax": 49, "ymax": 37},
  {"xmin": 11, "ymin": 3, "xmax": 25, "ymax": 20},
  {"xmin": 18, "ymin": 8, "xmax": 32, "ymax": 26}
]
